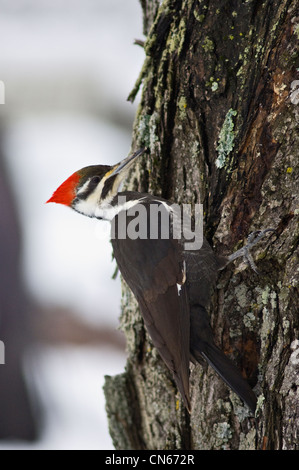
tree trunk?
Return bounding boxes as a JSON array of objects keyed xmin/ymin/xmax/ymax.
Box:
[{"xmin": 104, "ymin": 0, "xmax": 299, "ymax": 450}]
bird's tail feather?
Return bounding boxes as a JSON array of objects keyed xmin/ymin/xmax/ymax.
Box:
[{"xmin": 196, "ymin": 343, "xmax": 257, "ymax": 414}]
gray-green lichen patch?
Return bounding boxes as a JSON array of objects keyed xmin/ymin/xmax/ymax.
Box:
[
  {"xmin": 202, "ymin": 37, "xmax": 214, "ymax": 53},
  {"xmin": 229, "ymin": 392, "xmax": 253, "ymax": 422},
  {"xmin": 234, "ymin": 283, "xmax": 250, "ymax": 309},
  {"xmin": 290, "ymin": 80, "xmax": 299, "ymax": 105},
  {"xmin": 137, "ymin": 112, "xmax": 161, "ymax": 152},
  {"xmin": 211, "ymin": 81, "xmax": 219, "ymax": 92},
  {"xmin": 168, "ymin": 16, "xmax": 187, "ymax": 55},
  {"xmin": 137, "ymin": 114, "xmax": 151, "ymax": 148},
  {"xmin": 280, "ymin": 340, "xmax": 299, "ymax": 396},
  {"xmin": 255, "ymin": 393, "xmax": 265, "ymax": 417},
  {"xmin": 255, "ymin": 284, "xmax": 280, "ymax": 359},
  {"xmin": 243, "ymin": 311, "xmax": 256, "ymax": 329},
  {"xmin": 177, "ymin": 95, "xmax": 188, "ymax": 119},
  {"xmin": 216, "ymin": 109, "xmax": 237, "ymax": 169},
  {"xmin": 239, "ymin": 428, "xmax": 256, "ymax": 450},
  {"xmin": 260, "ymin": 285, "xmax": 270, "ymax": 305},
  {"xmin": 193, "ymin": 11, "xmax": 205, "ymax": 23},
  {"xmin": 213, "ymin": 422, "xmax": 233, "ymax": 449}
]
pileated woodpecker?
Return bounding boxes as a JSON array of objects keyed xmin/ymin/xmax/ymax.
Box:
[{"xmin": 47, "ymin": 149, "xmax": 273, "ymax": 414}]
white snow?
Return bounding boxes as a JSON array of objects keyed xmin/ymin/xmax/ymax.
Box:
[{"xmin": 0, "ymin": 345, "xmax": 127, "ymax": 450}]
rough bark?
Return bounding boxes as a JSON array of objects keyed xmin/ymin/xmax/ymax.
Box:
[{"xmin": 104, "ymin": 0, "xmax": 299, "ymax": 450}]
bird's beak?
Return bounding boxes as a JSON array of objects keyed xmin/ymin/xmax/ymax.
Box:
[{"xmin": 111, "ymin": 148, "xmax": 146, "ymax": 177}]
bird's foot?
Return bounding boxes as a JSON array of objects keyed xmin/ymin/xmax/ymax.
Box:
[{"xmin": 228, "ymin": 229, "xmax": 275, "ymax": 274}]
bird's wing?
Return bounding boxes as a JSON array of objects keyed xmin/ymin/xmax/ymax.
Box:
[
  {"xmin": 185, "ymin": 238, "xmax": 227, "ymax": 308},
  {"xmin": 111, "ymin": 220, "xmax": 191, "ymax": 411}
]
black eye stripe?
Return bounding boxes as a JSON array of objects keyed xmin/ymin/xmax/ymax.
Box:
[
  {"xmin": 76, "ymin": 170, "xmax": 117, "ymax": 201},
  {"xmin": 101, "ymin": 174, "xmax": 117, "ymax": 199},
  {"xmin": 77, "ymin": 176, "xmax": 101, "ymax": 200}
]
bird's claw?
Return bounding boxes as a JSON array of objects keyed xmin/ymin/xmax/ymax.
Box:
[
  {"xmin": 246, "ymin": 229, "xmax": 275, "ymax": 247},
  {"xmin": 228, "ymin": 228, "xmax": 275, "ymax": 274}
]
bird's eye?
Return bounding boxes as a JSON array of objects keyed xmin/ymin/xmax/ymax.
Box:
[{"xmin": 91, "ymin": 176, "xmax": 101, "ymax": 185}]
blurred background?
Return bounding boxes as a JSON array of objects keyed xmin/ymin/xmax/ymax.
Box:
[{"xmin": 0, "ymin": 0, "xmax": 144, "ymax": 450}]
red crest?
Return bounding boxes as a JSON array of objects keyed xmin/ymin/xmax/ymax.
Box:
[{"xmin": 47, "ymin": 172, "xmax": 81, "ymax": 206}]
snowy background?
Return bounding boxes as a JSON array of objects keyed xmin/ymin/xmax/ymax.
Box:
[{"xmin": 0, "ymin": 0, "xmax": 144, "ymax": 450}]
